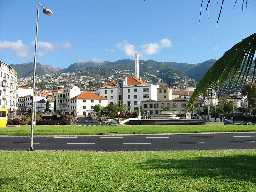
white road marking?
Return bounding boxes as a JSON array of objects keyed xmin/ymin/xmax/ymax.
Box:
[
  {"xmin": 198, "ymin": 142, "xmax": 205, "ymax": 144},
  {"xmin": 249, "ymin": 141, "xmax": 256, "ymax": 143},
  {"xmin": 233, "ymin": 136, "xmax": 254, "ymax": 138},
  {"xmin": 123, "ymin": 143, "xmax": 151, "ymax": 145},
  {"xmin": 67, "ymin": 142, "xmax": 95, "ymax": 145},
  {"xmin": 146, "ymin": 136, "xmax": 169, "ymax": 139},
  {"xmin": 54, "ymin": 136, "xmax": 78, "ymax": 139},
  {"xmin": 100, "ymin": 137, "xmax": 124, "ymax": 139},
  {"xmin": 34, "ymin": 143, "xmax": 40, "ymax": 145}
]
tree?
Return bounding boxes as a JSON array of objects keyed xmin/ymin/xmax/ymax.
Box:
[
  {"xmin": 242, "ymin": 83, "xmax": 256, "ymax": 111},
  {"xmin": 189, "ymin": 33, "xmax": 256, "ymax": 109},
  {"xmin": 199, "ymin": 0, "xmax": 249, "ymax": 23}
]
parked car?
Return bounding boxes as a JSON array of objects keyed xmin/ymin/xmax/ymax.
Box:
[{"xmin": 103, "ymin": 119, "xmax": 119, "ymax": 125}]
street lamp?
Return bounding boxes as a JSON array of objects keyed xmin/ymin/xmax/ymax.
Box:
[{"xmin": 30, "ymin": 0, "xmax": 53, "ymax": 151}]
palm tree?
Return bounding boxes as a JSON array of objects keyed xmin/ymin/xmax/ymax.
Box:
[
  {"xmin": 189, "ymin": 33, "xmax": 256, "ymax": 108},
  {"xmin": 242, "ymin": 83, "xmax": 256, "ymax": 112},
  {"xmin": 199, "ymin": 0, "xmax": 249, "ymax": 23},
  {"xmin": 189, "ymin": 1, "xmax": 255, "ymax": 109}
]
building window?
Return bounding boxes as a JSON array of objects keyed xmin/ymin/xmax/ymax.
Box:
[
  {"xmin": 128, "ymin": 89, "xmax": 130, "ymax": 93},
  {"xmin": 134, "ymin": 101, "xmax": 137, "ymax": 105},
  {"xmin": 144, "ymin": 104, "xmax": 148, "ymax": 108},
  {"xmin": 164, "ymin": 89, "xmax": 167, "ymax": 93},
  {"xmin": 91, "ymin": 100, "xmax": 94, "ymax": 103},
  {"xmin": 134, "ymin": 88, "xmax": 137, "ymax": 92},
  {"xmin": 105, "ymin": 90, "xmax": 107, "ymax": 94},
  {"xmin": 111, "ymin": 96, "xmax": 113, "ymax": 99},
  {"xmin": 143, "ymin": 94, "xmax": 149, "ymax": 99},
  {"xmin": 128, "ymin": 95, "xmax": 130, "ymax": 99},
  {"xmin": 111, "ymin": 90, "xmax": 113, "ymax": 93},
  {"xmin": 83, "ymin": 106, "xmax": 86, "ymax": 109},
  {"xmin": 134, "ymin": 95, "xmax": 137, "ymax": 99},
  {"xmin": 83, "ymin": 100, "xmax": 87, "ymax": 102},
  {"xmin": 143, "ymin": 88, "xmax": 149, "ymax": 92},
  {"xmin": 149, "ymin": 104, "xmax": 153, "ymax": 108},
  {"xmin": 127, "ymin": 101, "xmax": 131, "ymax": 107},
  {"xmin": 159, "ymin": 89, "xmax": 162, "ymax": 93}
]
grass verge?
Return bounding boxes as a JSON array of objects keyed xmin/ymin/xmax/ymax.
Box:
[
  {"xmin": 0, "ymin": 124, "xmax": 256, "ymax": 136},
  {"xmin": 0, "ymin": 150, "xmax": 256, "ymax": 192}
]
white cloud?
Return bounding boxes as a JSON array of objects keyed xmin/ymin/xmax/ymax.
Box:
[
  {"xmin": 0, "ymin": 40, "xmax": 29, "ymax": 58},
  {"xmin": 62, "ymin": 41, "xmax": 72, "ymax": 48},
  {"xmin": 37, "ymin": 41, "xmax": 72, "ymax": 56},
  {"xmin": 160, "ymin": 38, "xmax": 172, "ymax": 48},
  {"xmin": 118, "ymin": 38, "xmax": 172, "ymax": 57},
  {"xmin": 38, "ymin": 41, "xmax": 56, "ymax": 52},
  {"xmin": 143, "ymin": 43, "xmax": 160, "ymax": 55},
  {"xmin": 143, "ymin": 38, "xmax": 172, "ymax": 55},
  {"xmin": 118, "ymin": 40, "xmax": 138, "ymax": 57},
  {"xmin": 0, "ymin": 40, "xmax": 72, "ymax": 59}
]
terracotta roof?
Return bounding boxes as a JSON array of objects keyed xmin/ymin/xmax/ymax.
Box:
[
  {"xmin": 76, "ymin": 91, "xmax": 106, "ymax": 100},
  {"xmin": 39, "ymin": 90, "xmax": 53, "ymax": 97},
  {"xmin": 127, "ymin": 76, "xmax": 146, "ymax": 86},
  {"xmin": 102, "ymin": 80, "xmax": 117, "ymax": 88}
]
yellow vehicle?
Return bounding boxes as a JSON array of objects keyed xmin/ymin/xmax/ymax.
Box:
[{"xmin": 0, "ymin": 108, "xmax": 8, "ymax": 128}]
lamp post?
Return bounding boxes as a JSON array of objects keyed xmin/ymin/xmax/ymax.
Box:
[{"xmin": 30, "ymin": 0, "xmax": 53, "ymax": 151}]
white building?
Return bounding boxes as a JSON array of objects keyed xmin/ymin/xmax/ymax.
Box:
[
  {"xmin": 70, "ymin": 91, "xmax": 108, "ymax": 117},
  {"xmin": 142, "ymin": 98, "xmax": 188, "ymax": 116},
  {"xmin": 17, "ymin": 87, "xmax": 33, "ymax": 98},
  {"xmin": 122, "ymin": 76, "xmax": 158, "ymax": 111},
  {"xmin": 0, "ymin": 60, "xmax": 18, "ymax": 112},
  {"xmin": 55, "ymin": 86, "xmax": 81, "ymax": 115},
  {"xmin": 97, "ymin": 80, "xmax": 118, "ymax": 105},
  {"xmin": 98, "ymin": 76, "xmax": 158, "ymax": 112},
  {"xmin": 17, "ymin": 95, "xmax": 47, "ymax": 113},
  {"xmin": 157, "ymin": 82, "xmax": 173, "ymax": 101}
]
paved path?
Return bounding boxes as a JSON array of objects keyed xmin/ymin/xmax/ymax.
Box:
[{"xmin": 0, "ymin": 133, "xmax": 256, "ymax": 151}]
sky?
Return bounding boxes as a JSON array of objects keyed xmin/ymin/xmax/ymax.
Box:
[{"xmin": 0, "ymin": 0, "xmax": 256, "ymax": 68}]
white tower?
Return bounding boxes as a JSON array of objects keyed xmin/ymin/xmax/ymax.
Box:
[{"xmin": 134, "ymin": 53, "xmax": 140, "ymax": 79}]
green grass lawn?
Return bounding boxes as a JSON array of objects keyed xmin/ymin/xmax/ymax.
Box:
[
  {"xmin": 1, "ymin": 150, "xmax": 256, "ymax": 192},
  {"xmin": 0, "ymin": 124, "xmax": 256, "ymax": 136}
]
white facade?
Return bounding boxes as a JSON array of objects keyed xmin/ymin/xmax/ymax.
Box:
[
  {"xmin": 17, "ymin": 88, "xmax": 33, "ymax": 97},
  {"xmin": 18, "ymin": 95, "xmax": 47, "ymax": 113},
  {"xmin": 97, "ymin": 87, "xmax": 118, "ymax": 105},
  {"xmin": 142, "ymin": 99, "xmax": 188, "ymax": 116},
  {"xmin": 98, "ymin": 76, "xmax": 158, "ymax": 112},
  {"xmin": 70, "ymin": 92, "xmax": 108, "ymax": 117},
  {"xmin": 0, "ymin": 61, "xmax": 18, "ymax": 112},
  {"xmin": 55, "ymin": 86, "xmax": 81, "ymax": 114},
  {"xmin": 123, "ymin": 84, "xmax": 158, "ymax": 111},
  {"xmin": 157, "ymin": 83, "xmax": 173, "ymax": 101}
]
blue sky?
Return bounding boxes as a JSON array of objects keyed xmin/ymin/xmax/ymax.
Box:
[{"xmin": 0, "ymin": 0, "xmax": 255, "ymax": 68}]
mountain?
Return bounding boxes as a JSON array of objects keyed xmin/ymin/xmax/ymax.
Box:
[
  {"xmin": 12, "ymin": 59, "xmax": 217, "ymax": 82},
  {"xmin": 11, "ymin": 63, "xmax": 62, "ymax": 77},
  {"xmin": 186, "ymin": 59, "xmax": 216, "ymax": 80}
]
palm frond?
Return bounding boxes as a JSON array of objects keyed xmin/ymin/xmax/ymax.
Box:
[{"xmin": 189, "ymin": 33, "xmax": 256, "ymax": 109}]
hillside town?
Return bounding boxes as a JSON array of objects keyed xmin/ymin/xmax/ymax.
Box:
[{"xmin": 0, "ymin": 58, "xmax": 249, "ymax": 124}]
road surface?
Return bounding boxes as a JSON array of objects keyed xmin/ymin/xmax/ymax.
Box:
[{"xmin": 0, "ymin": 133, "xmax": 256, "ymax": 151}]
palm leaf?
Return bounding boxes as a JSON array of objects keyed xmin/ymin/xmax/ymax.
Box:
[{"xmin": 189, "ymin": 33, "xmax": 256, "ymax": 109}]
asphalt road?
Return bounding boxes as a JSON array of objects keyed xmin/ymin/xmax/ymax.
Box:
[{"xmin": 0, "ymin": 133, "xmax": 256, "ymax": 151}]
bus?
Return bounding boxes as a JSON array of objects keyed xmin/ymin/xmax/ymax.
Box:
[{"xmin": 0, "ymin": 108, "xmax": 8, "ymax": 128}]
